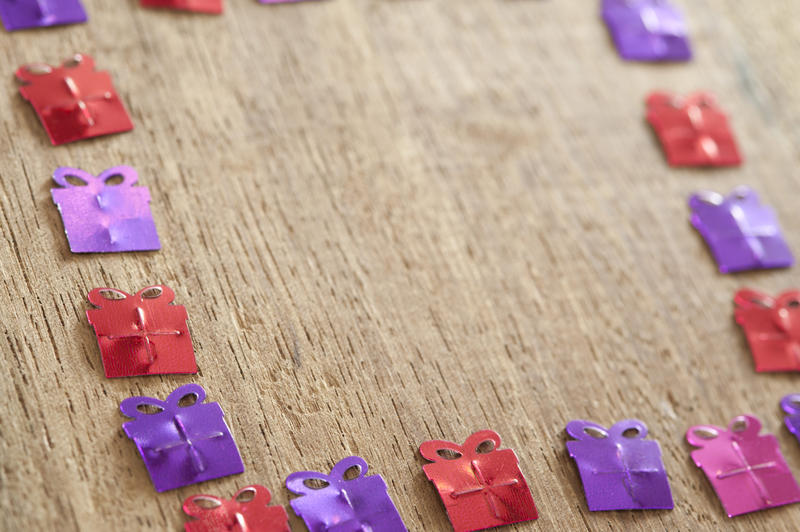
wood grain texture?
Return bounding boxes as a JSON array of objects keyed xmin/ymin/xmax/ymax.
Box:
[{"xmin": 1, "ymin": 0, "xmax": 800, "ymax": 530}]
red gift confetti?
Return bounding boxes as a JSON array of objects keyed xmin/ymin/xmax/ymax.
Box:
[
  {"xmin": 735, "ymin": 288, "xmax": 800, "ymax": 372},
  {"xmin": 183, "ymin": 485, "xmax": 290, "ymax": 532},
  {"xmin": 420, "ymin": 430, "xmax": 538, "ymax": 532},
  {"xmin": 16, "ymin": 54, "xmax": 133, "ymax": 146},
  {"xmin": 86, "ymin": 285, "xmax": 197, "ymax": 378},
  {"xmin": 646, "ymin": 91, "xmax": 742, "ymax": 167}
]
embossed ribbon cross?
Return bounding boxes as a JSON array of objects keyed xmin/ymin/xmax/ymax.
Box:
[
  {"xmin": 151, "ymin": 415, "xmax": 225, "ymax": 474},
  {"xmin": 42, "ymin": 72, "xmax": 113, "ymax": 128},
  {"xmin": 587, "ymin": 444, "xmax": 664, "ymax": 505},
  {"xmin": 450, "ymin": 459, "xmax": 519, "ymax": 519},
  {"xmin": 715, "ymin": 441, "xmax": 778, "ymax": 505},
  {"xmin": 105, "ymin": 305, "xmax": 181, "ymax": 365}
]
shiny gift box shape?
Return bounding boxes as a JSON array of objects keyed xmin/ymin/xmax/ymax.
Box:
[
  {"xmin": 286, "ymin": 456, "xmax": 407, "ymax": 532},
  {"xmin": 420, "ymin": 430, "xmax": 538, "ymax": 532},
  {"xmin": 141, "ymin": 0, "xmax": 222, "ymax": 14},
  {"xmin": 687, "ymin": 415, "xmax": 800, "ymax": 517},
  {"xmin": 183, "ymin": 485, "xmax": 290, "ymax": 532},
  {"xmin": 646, "ymin": 91, "xmax": 741, "ymax": 167},
  {"xmin": 602, "ymin": 0, "xmax": 691, "ymax": 61},
  {"xmin": 690, "ymin": 187, "xmax": 793, "ymax": 274},
  {"xmin": 51, "ymin": 166, "xmax": 160, "ymax": 253},
  {"xmin": 782, "ymin": 395, "xmax": 800, "ymax": 446},
  {"xmin": 735, "ymin": 289, "xmax": 800, "ymax": 372},
  {"xmin": 16, "ymin": 54, "xmax": 133, "ymax": 145},
  {"xmin": 566, "ymin": 419, "xmax": 673, "ymax": 511},
  {"xmin": 86, "ymin": 285, "xmax": 196, "ymax": 378},
  {"xmin": 121, "ymin": 384, "xmax": 244, "ymax": 492},
  {"xmin": 0, "ymin": 0, "xmax": 87, "ymax": 31}
]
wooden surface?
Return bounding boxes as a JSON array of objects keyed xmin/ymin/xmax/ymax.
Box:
[{"xmin": 2, "ymin": 1, "xmax": 800, "ymax": 530}]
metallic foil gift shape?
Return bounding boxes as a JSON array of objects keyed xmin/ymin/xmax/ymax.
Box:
[
  {"xmin": 782, "ymin": 395, "xmax": 800, "ymax": 445},
  {"xmin": 601, "ymin": 0, "xmax": 691, "ymax": 61},
  {"xmin": 51, "ymin": 166, "xmax": 160, "ymax": 253},
  {"xmin": 646, "ymin": 91, "xmax": 741, "ymax": 167},
  {"xmin": 734, "ymin": 289, "xmax": 800, "ymax": 372},
  {"xmin": 121, "ymin": 383, "xmax": 244, "ymax": 492},
  {"xmin": 565, "ymin": 419, "xmax": 673, "ymax": 511},
  {"xmin": 87, "ymin": 285, "xmax": 197, "ymax": 378},
  {"xmin": 686, "ymin": 414, "xmax": 800, "ymax": 517},
  {"xmin": 0, "ymin": 0, "xmax": 87, "ymax": 31},
  {"xmin": 690, "ymin": 187, "xmax": 793, "ymax": 273},
  {"xmin": 420, "ymin": 430, "xmax": 538, "ymax": 532},
  {"xmin": 141, "ymin": 0, "xmax": 223, "ymax": 14},
  {"xmin": 285, "ymin": 456, "xmax": 407, "ymax": 532},
  {"xmin": 183, "ymin": 485, "xmax": 290, "ymax": 532},
  {"xmin": 16, "ymin": 54, "xmax": 133, "ymax": 145}
]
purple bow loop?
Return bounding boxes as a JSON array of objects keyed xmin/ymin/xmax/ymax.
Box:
[{"xmin": 286, "ymin": 456, "xmax": 370, "ymax": 497}]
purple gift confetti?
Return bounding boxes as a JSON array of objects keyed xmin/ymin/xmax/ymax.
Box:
[
  {"xmin": 51, "ymin": 166, "xmax": 160, "ymax": 253},
  {"xmin": 783, "ymin": 395, "xmax": 800, "ymax": 446},
  {"xmin": 286, "ymin": 456, "xmax": 407, "ymax": 532},
  {"xmin": 689, "ymin": 187, "xmax": 794, "ymax": 273},
  {"xmin": 120, "ymin": 384, "xmax": 244, "ymax": 492},
  {"xmin": 602, "ymin": 0, "xmax": 691, "ymax": 62},
  {"xmin": 0, "ymin": 0, "xmax": 86, "ymax": 31},
  {"xmin": 566, "ymin": 419, "xmax": 673, "ymax": 511}
]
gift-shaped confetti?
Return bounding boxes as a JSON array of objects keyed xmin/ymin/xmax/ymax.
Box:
[
  {"xmin": 566, "ymin": 419, "xmax": 673, "ymax": 511},
  {"xmin": 646, "ymin": 91, "xmax": 741, "ymax": 167},
  {"xmin": 16, "ymin": 54, "xmax": 133, "ymax": 145},
  {"xmin": 0, "ymin": 0, "xmax": 87, "ymax": 31},
  {"xmin": 601, "ymin": 0, "xmax": 691, "ymax": 61},
  {"xmin": 87, "ymin": 285, "xmax": 196, "ymax": 378},
  {"xmin": 121, "ymin": 383, "xmax": 244, "ymax": 492},
  {"xmin": 782, "ymin": 395, "xmax": 800, "ymax": 445},
  {"xmin": 183, "ymin": 485, "xmax": 290, "ymax": 532},
  {"xmin": 140, "ymin": 0, "xmax": 223, "ymax": 14},
  {"xmin": 51, "ymin": 166, "xmax": 160, "ymax": 253},
  {"xmin": 690, "ymin": 187, "xmax": 793, "ymax": 273},
  {"xmin": 420, "ymin": 430, "xmax": 538, "ymax": 532},
  {"xmin": 734, "ymin": 289, "xmax": 800, "ymax": 372},
  {"xmin": 285, "ymin": 456, "xmax": 407, "ymax": 532},
  {"xmin": 686, "ymin": 414, "xmax": 800, "ymax": 517}
]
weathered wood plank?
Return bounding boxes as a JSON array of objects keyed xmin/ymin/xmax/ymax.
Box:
[{"xmin": 1, "ymin": 0, "xmax": 799, "ymax": 530}]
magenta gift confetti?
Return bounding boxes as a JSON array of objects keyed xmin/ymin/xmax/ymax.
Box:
[
  {"xmin": 566, "ymin": 419, "xmax": 673, "ymax": 511},
  {"xmin": 51, "ymin": 166, "xmax": 160, "ymax": 253},
  {"xmin": 121, "ymin": 383, "xmax": 244, "ymax": 492},
  {"xmin": 285, "ymin": 456, "xmax": 407, "ymax": 531},
  {"xmin": 686, "ymin": 414, "xmax": 800, "ymax": 517},
  {"xmin": 140, "ymin": 0, "xmax": 222, "ymax": 13}
]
